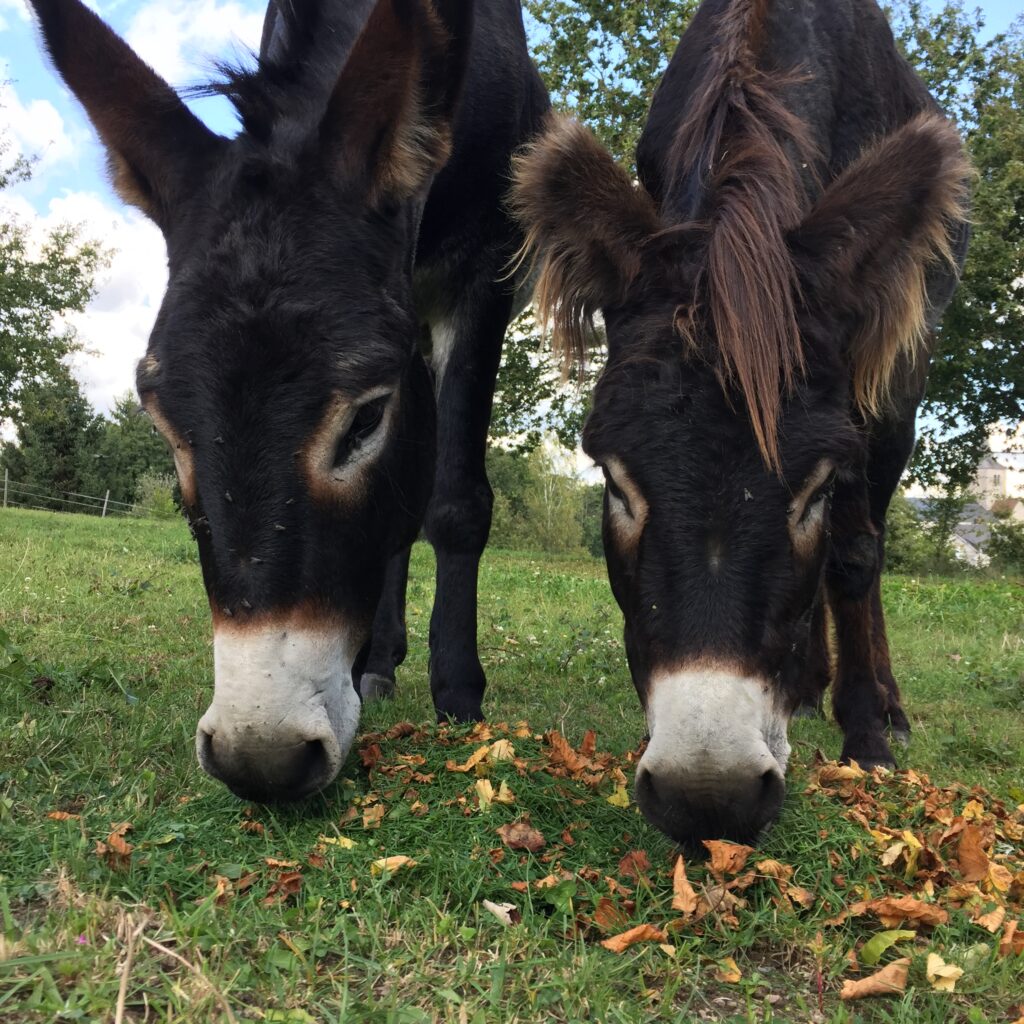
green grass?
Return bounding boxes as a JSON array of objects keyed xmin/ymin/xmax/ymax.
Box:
[{"xmin": 0, "ymin": 508, "xmax": 1021, "ymax": 1023}]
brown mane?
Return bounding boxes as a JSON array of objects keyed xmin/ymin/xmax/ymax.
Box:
[{"xmin": 665, "ymin": 0, "xmax": 815, "ymax": 469}]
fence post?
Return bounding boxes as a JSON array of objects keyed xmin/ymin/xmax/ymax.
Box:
[
  {"xmin": 2, "ymin": 468, "xmax": 6, "ymax": 509},
  {"xmin": 101, "ymin": 490, "xmax": 110, "ymax": 518}
]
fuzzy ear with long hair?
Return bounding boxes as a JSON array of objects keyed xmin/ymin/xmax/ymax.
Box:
[
  {"xmin": 790, "ymin": 112, "xmax": 971, "ymax": 419},
  {"xmin": 319, "ymin": 0, "xmax": 473, "ymax": 205},
  {"xmin": 509, "ymin": 114, "xmax": 662, "ymax": 366},
  {"xmin": 29, "ymin": 0, "xmax": 225, "ymax": 230}
]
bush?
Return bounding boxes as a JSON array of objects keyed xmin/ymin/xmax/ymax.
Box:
[
  {"xmin": 884, "ymin": 493, "xmax": 935, "ymax": 574},
  {"xmin": 133, "ymin": 471, "xmax": 179, "ymax": 519},
  {"xmin": 988, "ymin": 519, "xmax": 1024, "ymax": 573}
]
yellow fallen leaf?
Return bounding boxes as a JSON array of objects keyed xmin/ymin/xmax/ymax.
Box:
[
  {"xmin": 659, "ymin": 943, "xmax": 677, "ymax": 957},
  {"xmin": 493, "ymin": 781, "xmax": 516, "ymax": 804},
  {"xmin": 606, "ymin": 785, "xmax": 630, "ymax": 808},
  {"xmin": 926, "ymin": 953, "xmax": 963, "ymax": 992},
  {"xmin": 362, "ymin": 804, "xmax": 385, "ymax": 829},
  {"xmin": 840, "ymin": 958, "xmax": 910, "ymax": 1000},
  {"xmin": 318, "ymin": 834, "xmax": 356, "ymax": 849},
  {"xmin": 371, "ymin": 855, "xmax": 418, "ymax": 876},
  {"xmin": 489, "ymin": 739, "xmax": 515, "ymax": 761},
  {"xmin": 446, "ymin": 745, "xmax": 491, "ymax": 773},
  {"xmin": 475, "ymin": 778, "xmax": 494, "ymax": 812},
  {"xmin": 715, "ymin": 956, "xmax": 742, "ymax": 983},
  {"xmin": 672, "ymin": 857, "xmax": 698, "ymax": 915}
]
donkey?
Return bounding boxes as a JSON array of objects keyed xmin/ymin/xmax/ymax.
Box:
[
  {"xmin": 512, "ymin": 0, "xmax": 970, "ymax": 844},
  {"xmin": 31, "ymin": 0, "xmax": 548, "ymax": 802}
]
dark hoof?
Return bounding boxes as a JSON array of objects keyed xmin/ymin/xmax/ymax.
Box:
[
  {"xmin": 360, "ymin": 673, "xmax": 396, "ymax": 702},
  {"xmin": 889, "ymin": 727, "xmax": 911, "ymax": 748},
  {"xmin": 887, "ymin": 708, "xmax": 911, "ymax": 746},
  {"xmin": 840, "ymin": 730, "xmax": 896, "ymax": 771}
]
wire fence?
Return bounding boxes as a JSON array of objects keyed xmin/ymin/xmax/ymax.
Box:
[{"xmin": 1, "ymin": 469, "xmax": 165, "ymax": 519}]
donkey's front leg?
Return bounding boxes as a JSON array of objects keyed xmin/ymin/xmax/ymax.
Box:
[
  {"xmin": 358, "ymin": 545, "xmax": 412, "ymax": 702},
  {"xmin": 423, "ymin": 296, "xmax": 510, "ymax": 722},
  {"xmin": 827, "ymin": 479, "xmax": 895, "ymax": 769}
]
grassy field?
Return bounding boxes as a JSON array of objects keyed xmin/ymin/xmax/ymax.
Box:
[{"xmin": 0, "ymin": 507, "xmax": 1021, "ymax": 1023}]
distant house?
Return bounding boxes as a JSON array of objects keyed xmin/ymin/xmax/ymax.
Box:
[{"xmin": 974, "ymin": 453, "xmax": 1024, "ymax": 507}]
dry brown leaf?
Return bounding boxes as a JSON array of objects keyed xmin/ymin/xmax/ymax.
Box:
[
  {"xmin": 371, "ymin": 855, "xmax": 418, "ymax": 876},
  {"xmin": 496, "ymin": 821, "xmax": 545, "ymax": 853},
  {"xmin": 866, "ymin": 895, "xmax": 948, "ymax": 929},
  {"xmin": 489, "ymin": 739, "xmax": 515, "ymax": 762},
  {"xmin": 362, "ymin": 804, "xmax": 385, "ymax": 830},
  {"xmin": 475, "ymin": 778, "xmax": 494, "ymax": 812},
  {"xmin": 264, "ymin": 857, "xmax": 299, "ymax": 868},
  {"xmin": 94, "ymin": 822, "xmax": 133, "ymax": 869},
  {"xmin": 755, "ymin": 859, "xmax": 794, "ymax": 881},
  {"xmin": 999, "ymin": 919, "xmax": 1024, "ymax": 958},
  {"xmin": 262, "ymin": 871, "xmax": 302, "ymax": 906},
  {"xmin": 974, "ymin": 905, "xmax": 1006, "ymax": 933},
  {"xmin": 839, "ymin": 958, "xmax": 910, "ymax": 1000},
  {"xmin": 593, "ymin": 897, "xmax": 630, "ymax": 934},
  {"xmin": 703, "ymin": 840, "xmax": 754, "ymax": 877},
  {"xmin": 672, "ymin": 857, "xmax": 699, "ymax": 915},
  {"xmin": 600, "ymin": 923, "xmax": 667, "ymax": 954},
  {"xmin": 47, "ymin": 811, "xmax": 80, "ymax": 821},
  {"xmin": 958, "ymin": 824, "xmax": 990, "ymax": 881},
  {"xmin": 360, "ymin": 742, "xmax": 382, "ymax": 771},
  {"xmin": 618, "ymin": 850, "xmax": 651, "ymax": 881}
]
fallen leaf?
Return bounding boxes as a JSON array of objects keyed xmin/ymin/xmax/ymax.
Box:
[
  {"xmin": 860, "ymin": 930, "xmax": 916, "ymax": 967},
  {"xmin": 47, "ymin": 811, "xmax": 80, "ymax": 821},
  {"xmin": 672, "ymin": 857, "xmax": 698, "ymax": 915},
  {"xmin": 618, "ymin": 850, "xmax": 650, "ymax": 881},
  {"xmin": 593, "ymin": 897, "xmax": 629, "ymax": 933},
  {"xmin": 489, "ymin": 739, "xmax": 515, "ymax": 761},
  {"xmin": 999, "ymin": 919, "xmax": 1024, "ymax": 958},
  {"xmin": 446, "ymin": 745, "xmax": 491, "ymax": 774},
  {"xmin": 703, "ymin": 840, "xmax": 754, "ymax": 877},
  {"xmin": 482, "ymin": 899, "xmax": 520, "ymax": 926},
  {"xmin": 974, "ymin": 905, "xmax": 1005, "ymax": 933},
  {"xmin": 925, "ymin": 953, "xmax": 963, "ymax": 992},
  {"xmin": 318, "ymin": 835, "xmax": 356, "ymax": 850},
  {"xmin": 606, "ymin": 785, "xmax": 630, "ymax": 808},
  {"xmin": 958, "ymin": 825, "xmax": 990, "ymax": 881},
  {"xmin": 600, "ymin": 924, "xmax": 666, "ymax": 953},
  {"xmin": 362, "ymin": 804, "xmax": 385, "ymax": 830},
  {"xmin": 371, "ymin": 856, "xmax": 418, "ymax": 876},
  {"xmin": 264, "ymin": 857, "xmax": 299, "ymax": 869},
  {"xmin": 262, "ymin": 871, "xmax": 303, "ymax": 906},
  {"xmin": 475, "ymin": 778, "xmax": 494, "ymax": 812},
  {"xmin": 496, "ymin": 821, "xmax": 545, "ymax": 853},
  {"xmin": 360, "ymin": 742, "xmax": 382, "ymax": 771},
  {"xmin": 755, "ymin": 859, "xmax": 794, "ymax": 881},
  {"xmin": 865, "ymin": 895, "xmax": 948, "ymax": 929},
  {"xmin": 715, "ymin": 956, "xmax": 742, "ymax": 983},
  {"xmin": 839, "ymin": 958, "xmax": 910, "ymax": 1000},
  {"xmin": 94, "ymin": 822, "xmax": 133, "ymax": 870},
  {"xmin": 493, "ymin": 781, "xmax": 516, "ymax": 804}
]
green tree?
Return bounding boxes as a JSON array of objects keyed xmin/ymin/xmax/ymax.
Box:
[
  {"xmin": 884, "ymin": 492, "xmax": 935, "ymax": 573},
  {"xmin": 987, "ymin": 518, "xmax": 1024, "ymax": 573},
  {"xmin": 0, "ymin": 139, "xmax": 106, "ymax": 422},
  {"xmin": 522, "ymin": 0, "xmax": 1023, "ymax": 481},
  {"xmin": 1, "ymin": 365, "xmax": 102, "ymax": 509},
  {"xmin": 91, "ymin": 392, "xmax": 175, "ymax": 506}
]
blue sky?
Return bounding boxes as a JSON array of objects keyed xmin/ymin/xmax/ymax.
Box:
[{"xmin": 0, "ymin": 0, "xmax": 1020, "ymax": 414}]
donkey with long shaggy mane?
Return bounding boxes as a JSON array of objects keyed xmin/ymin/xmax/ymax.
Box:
[
  {"xmin": 30, "ymin": 0, "xmax": 548, "ymax": 802},
  {"xmin": 512, "ymin": 0, "xmax": 970, "ymax": 845}
]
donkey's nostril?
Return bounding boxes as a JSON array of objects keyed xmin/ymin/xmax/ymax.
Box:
[{"xmin": 298, "ymin": 738, "xmax": 328, "ymax": 786}]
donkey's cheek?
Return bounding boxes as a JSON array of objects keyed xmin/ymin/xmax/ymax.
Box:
[{"xmin": 196, "ymin": 624, "xmax": 361, "ymax": 802}]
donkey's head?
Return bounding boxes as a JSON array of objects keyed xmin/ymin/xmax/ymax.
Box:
[
  {"xmin": 32, "ymin": 0, "xmax": 473, "ymax": 801},
  {"xmin": 512, "ymin": 113, "xmax": 968, "ymax": 844}
]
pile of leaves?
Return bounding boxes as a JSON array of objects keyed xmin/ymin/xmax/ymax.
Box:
[{"xmin": 63, "ymin": 721, "xmax": 1023, "ymax": 1010}]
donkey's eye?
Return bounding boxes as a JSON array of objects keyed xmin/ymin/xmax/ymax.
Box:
[
  {"xmin": 799, "ymin": 472, "xmax": 836, "ymax": 524},
  {"xmin": 603, "ymin": 467, "xmax": 633, "ymax": 518},
  {"xmin": 333, "ymin": 393, "xmax": 391, "ymax": 468}
]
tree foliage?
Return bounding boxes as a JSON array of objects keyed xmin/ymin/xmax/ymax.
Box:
[
  {"xmin": 518, "ymin": 0, "xmax": 1023, "ymax": 479},
  {"xmin": 0, "ymin": 140, "xmax": 106, "ymax": 422}
]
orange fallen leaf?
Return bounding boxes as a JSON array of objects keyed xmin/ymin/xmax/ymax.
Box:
[
  {"xmin": 446, "ymin": 745, "xmax": 491, "ymax": 774},
  {"xmin": 958, "ymin": 824, "xmax": 990, "ymax": 882},
  {"xmin": 600, "ymin": 924, "xmax": 666, "ymax": 953},
  {"xmin": 715, "ymin": 956, "xmax": 742, "ymax": 983},
  {"xmin": 999, "ymin": 919, "xmax": 1024, "ymax": 958},
  {"xmin": 371, "ymin": 855, "xmax": 418, "ymax": 876},
  {"xmin": 865, "ymin": 895, "xmax": 948, "ymax": 929},
  {"xmin": 672, "ymin": 857, "xmax": 698, "ymax": 915},
  {"xmin": 496, "ymin": 821, "xmax": 545, "ymax": 853},
  {"xmin": 618, "ymin": 850, "xmax": 650, "ymax": 881},
  {"xmin": 839, "ymin": 958, "xmax": 910, "ymax": 1000},
  {"xmin": 974, "ymin": 905, "xmax": 1006, "ymax": 933},
  {"xmin": 703, "ymin": 840, "xmax": 754, "ymax": 877},
  {"xmin": 94, "ymin": 822, "xmax": 133, "ymax": 870},
  {"xmin": 362, "ymin": 804, "xmax": 385, "ymax": 829},
  {"xmin": 593, "ymin": 897, "xmax": 629, "ymax": 934},
  {"xmin": 47, "ymin": 811, "xmax": 79, "ymax": 821}
]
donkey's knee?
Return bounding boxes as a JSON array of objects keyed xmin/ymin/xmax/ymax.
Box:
[
  {"xmin": 425, "ymin": 483, "xmax": 493, "ymax": 555},
  {"xmin": 827, "ymin": 531, "xmax": 879, "ymax": 601}
]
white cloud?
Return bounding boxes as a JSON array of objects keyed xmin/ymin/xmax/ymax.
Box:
[
  {"xmin": 0, "ymin": 0, "xmax": 30, "ymax": 30},
  {"xmin": 0, "ymin": 188, "xmax": 168, "ymax": 415},
  {"xmin": 0, "ymin": 74, "xmax": 79, "ymax": 176},
  {"xmin": 124, "ymin": 0, "xmax": 264, "ymax": 85}
]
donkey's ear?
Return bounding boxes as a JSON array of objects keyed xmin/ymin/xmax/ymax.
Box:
[
  {"xmin": 789, "ymin": 112, "xmax": 970, "ymax": 418},
  {"xmin": 509, "ymin": 115, "xmax": 661, "ymax": 365},
  {"xmin": 29, "ymin": 0, "xmax": 224, "ymax": 230},
  {"xmin": 319, "ymin": 0, "xmax": 473, "ymax": 204}
]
